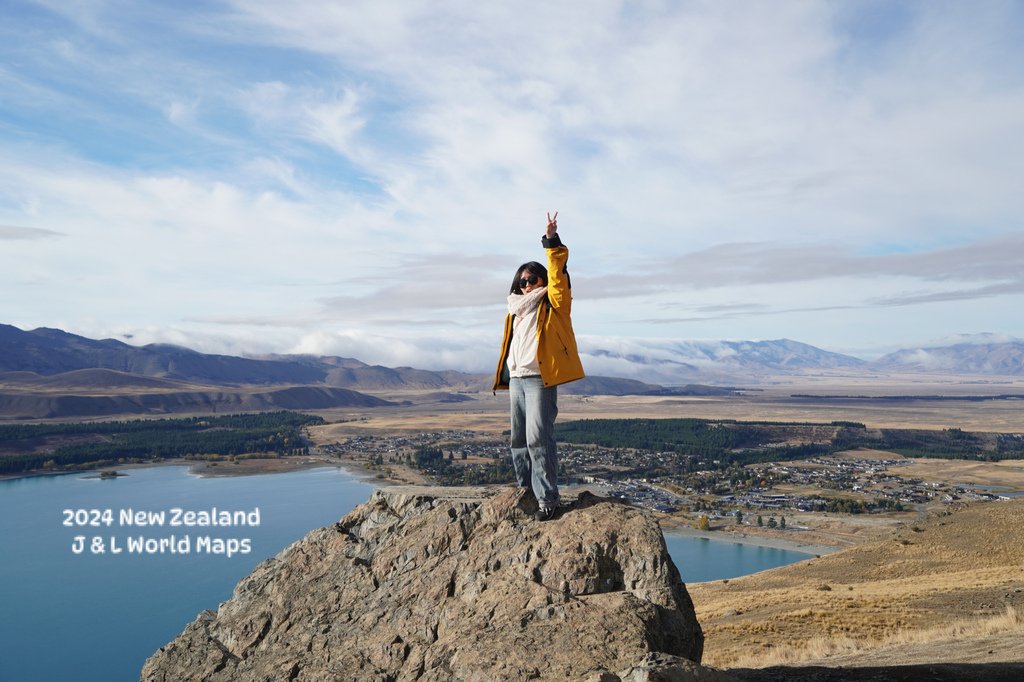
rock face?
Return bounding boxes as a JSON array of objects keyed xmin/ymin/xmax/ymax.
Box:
[{"xmin": 142, "ymin": 486, "xmax": 706, "ymax": 681}]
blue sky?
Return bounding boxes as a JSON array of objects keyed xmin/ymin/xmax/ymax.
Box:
[{"xmin": 2, "ymin": 0, "xmax": 1023, "ymax": 373}]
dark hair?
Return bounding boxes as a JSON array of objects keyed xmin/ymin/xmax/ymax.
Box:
[{"xmin": 509, "ymin": 261, "xmax": 548, "ymax": 294}]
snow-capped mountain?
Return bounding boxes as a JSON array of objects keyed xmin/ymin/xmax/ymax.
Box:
[{"xmin": 578, "ymin": 338, "xmax": 866, "ymax": 384}]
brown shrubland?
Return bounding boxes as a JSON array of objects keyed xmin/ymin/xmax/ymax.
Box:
[{"xmin": 689, "ymin": 499, "xmax": 1024, "ymax": 668}]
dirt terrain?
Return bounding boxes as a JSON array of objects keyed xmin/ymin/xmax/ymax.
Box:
[
  {"xmin": 298, "ymin": 372, "xmax": 1024, "ymax": 434},
  {"xmin": 689, "ymin": 499, "xmax": 1024, "ymax": 671},
  {"xmin": 892, "ymin": 458, "xmax": 1024, "ymax": 490}
]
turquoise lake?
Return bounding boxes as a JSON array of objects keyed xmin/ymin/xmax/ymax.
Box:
[{"xmin": 0, "ymin": 466, "xmax": 812, "ymax": 681}]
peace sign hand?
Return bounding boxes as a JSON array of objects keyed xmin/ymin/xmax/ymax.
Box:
[{"xmin": 546, "ymin": 211, "xmax": 558, "ymax": 238}]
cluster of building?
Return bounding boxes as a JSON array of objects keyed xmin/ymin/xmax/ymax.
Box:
[
  {"xmin": 582, "ymin": 478, "xmax": 684, "ymax": 513},
  {"xmin": 746, "ymin": 456, "xmax": 1011, "ymax": 508},
  {"xmin": 316, "ymin": 431, "xmax": 506, "ymax": 462}
]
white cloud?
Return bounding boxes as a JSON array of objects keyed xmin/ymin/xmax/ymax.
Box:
[
  {"xmin": 289, "ymin": 328, "xmax": 494, "ymax": 372},
  {"xmin": 1, "ymin": 1, "xmax": 1023, "ymax": 365},
  {"xmin": 166, "ymin": 99, "xmax": 199, "ymax": 127},
  {"xmin": 302, "ymin": 89, "xmax": 366, "ymax": 157},
  {"xmin": 922, "ymin": 332, "xmax": 1022, "ymax": 348},
  {"xmin": 0, "ymin": 224, "xmax": 65, "ymax": 240},
  {"xmin": 241, "ymin": 82, "xmax": 367, "ymax": 158},
  {"xmin": 207, "ymin": 0, "xmax": 1024, "ymax": 258}
]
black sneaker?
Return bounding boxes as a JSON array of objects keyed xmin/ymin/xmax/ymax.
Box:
[{"xmin": 534, "ymin": 506, "xmax": 556, "ymax": 522}]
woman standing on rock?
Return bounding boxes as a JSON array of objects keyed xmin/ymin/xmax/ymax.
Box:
[{"xmin": 493, "ymin": 212, "xmax": 585, "ymax": 521}]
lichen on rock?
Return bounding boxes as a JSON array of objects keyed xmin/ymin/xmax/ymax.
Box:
[{"xmin": 142, "ymin": 486, "xmax": 708, "ymax": 681}]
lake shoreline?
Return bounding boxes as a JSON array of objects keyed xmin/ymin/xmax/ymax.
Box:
[
  {"xmin": 659, "ymin": 522, "xmax": 840, "ymax": 557},
  {"xmin": 0, "ymin": 454, "xmax": 412, "ymax": 486}
]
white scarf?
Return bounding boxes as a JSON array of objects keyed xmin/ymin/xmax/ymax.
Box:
[{"xmin": 507, "ymin": 286, "xmax": 547, "ymax": 318}]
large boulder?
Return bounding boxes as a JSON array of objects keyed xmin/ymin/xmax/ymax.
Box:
[{"xmin": 142, "ymin": 486, "xmax": 707, "ymax": 681}]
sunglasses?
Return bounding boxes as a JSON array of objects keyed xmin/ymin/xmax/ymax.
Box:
[{"xmin": 518, "ymin": 274, "xmax": 541, "ymax": 288}]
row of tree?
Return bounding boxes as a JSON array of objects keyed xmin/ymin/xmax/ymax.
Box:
[
  {"xmin": 556, "ymin": 418, "xmax": 1024, "ymax": 463},
  {"xmin": 0, "ymin": 411, "xmax": 324, "ymax": 474},
  {"xmin": 409, "ymin": 445, "xmax": 517, "ymax": 485}
]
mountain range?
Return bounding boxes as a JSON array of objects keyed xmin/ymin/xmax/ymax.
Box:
[
  {"xmin": 578, "ymin": 336, "xmax": 1024, "ymax": 383},
  {"xmin": 1, "ymin": 323, "xmax": 1021, "ymax": 418},
  {"xmin": 580, "ymin": 338, "xmax": 865, "ymax": 383},
  {"xmin": 3, "ymin": 324, "xmax": 1023, "ymax": 384},
  {"xmin": 873, "ymin": 340, "xmax": 1024, "ymax": 375}
]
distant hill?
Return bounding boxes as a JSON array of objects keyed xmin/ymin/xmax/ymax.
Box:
[
  {"xmin": 308, "ymin": 357, "xmax": 482, "ymax": 390},
  {"xmin": 0, "ymin": 325, "xmax": 756, "ymax": 418},
  {"xmin": 559, "ymin": 376, "xmax": 664, "ymax": 395},
  {"xmin": 0, "ymin": 325, "xmax": 482, "ymax": 390},
  {"xmin": 0, "ymin": 385, "xmax": 394, "ymax": 419},
  {"xmin": 717, "ymin": 338, "xmax": 867, "ymax": 370},
  {"xmin": 0, "ymin": 324, "xmax": 325, "ymax": 385},
  {"xmin": 873, "ymin": 340, "xmax": 1024, "ymax": 375},
  {"xmin": 583, "ymin": 337, "xmax": 1024, "ymax": 382},
  {"xmin": 0, "ymin": 324, "xmax": 744, "ymax": 396},
  {"xmin": 416, "ymin": 392, "xmax": 477, "ymax": 404},
  {"xmin": 582, "ymin": 338, "xmax": 867, "ymax": 383},
  {"xmin": 560, "ymin": 376, "xmax": 743, "ymax": 397},
  {"xmin": 0, "ymin": 368, "xmax": 195, "ymax": 390}
]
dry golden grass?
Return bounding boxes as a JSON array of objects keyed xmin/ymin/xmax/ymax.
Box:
[
  {"xmin": 728, "ymin": 606, "xmax": 1024, "ymax": 668},
  {"xmin": 307, "ymin": 401, "xmax": 510, "ymax": 439},
  {"xmin": 10, "ymin": 371, "xmax": 1020, "ymax": 431},
  {"xmin": 689, "ymin": 499, "xmax": 1024, "ymax": 668},
  {"xmin": 833, "ymin": 448, "xmax": 905, "ymax": 461},
  {"xmin": 892, "ymin": 458, "xmax": 1024, "ymax": 491},
  {"xmin": 309, "ymin": 375, "xmax": 1024, "ymax": 438}
]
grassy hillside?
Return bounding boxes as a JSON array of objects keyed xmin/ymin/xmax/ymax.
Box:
[{"xmin": 690, "ymin": 499, "xmax": 1024, "ymax": 669}]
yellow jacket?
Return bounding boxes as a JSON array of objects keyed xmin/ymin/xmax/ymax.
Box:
[{"xmin": 493, "ymin": 234, "xmax": 585, "ymax": 390}]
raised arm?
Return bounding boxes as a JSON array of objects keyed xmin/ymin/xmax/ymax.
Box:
[{"xmin": 541, "ymin": 211, "xmax": 572, "ymax": 310}]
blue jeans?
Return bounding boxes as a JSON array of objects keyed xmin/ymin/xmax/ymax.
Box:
[{"xmin": 508, "ymin": 376, "xmax": 559, "ymax": 508}]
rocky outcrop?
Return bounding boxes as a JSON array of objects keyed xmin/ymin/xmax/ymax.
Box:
[{"xmin": 142, "ymin": 486, "xmax": 711, "ymax": 681}]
